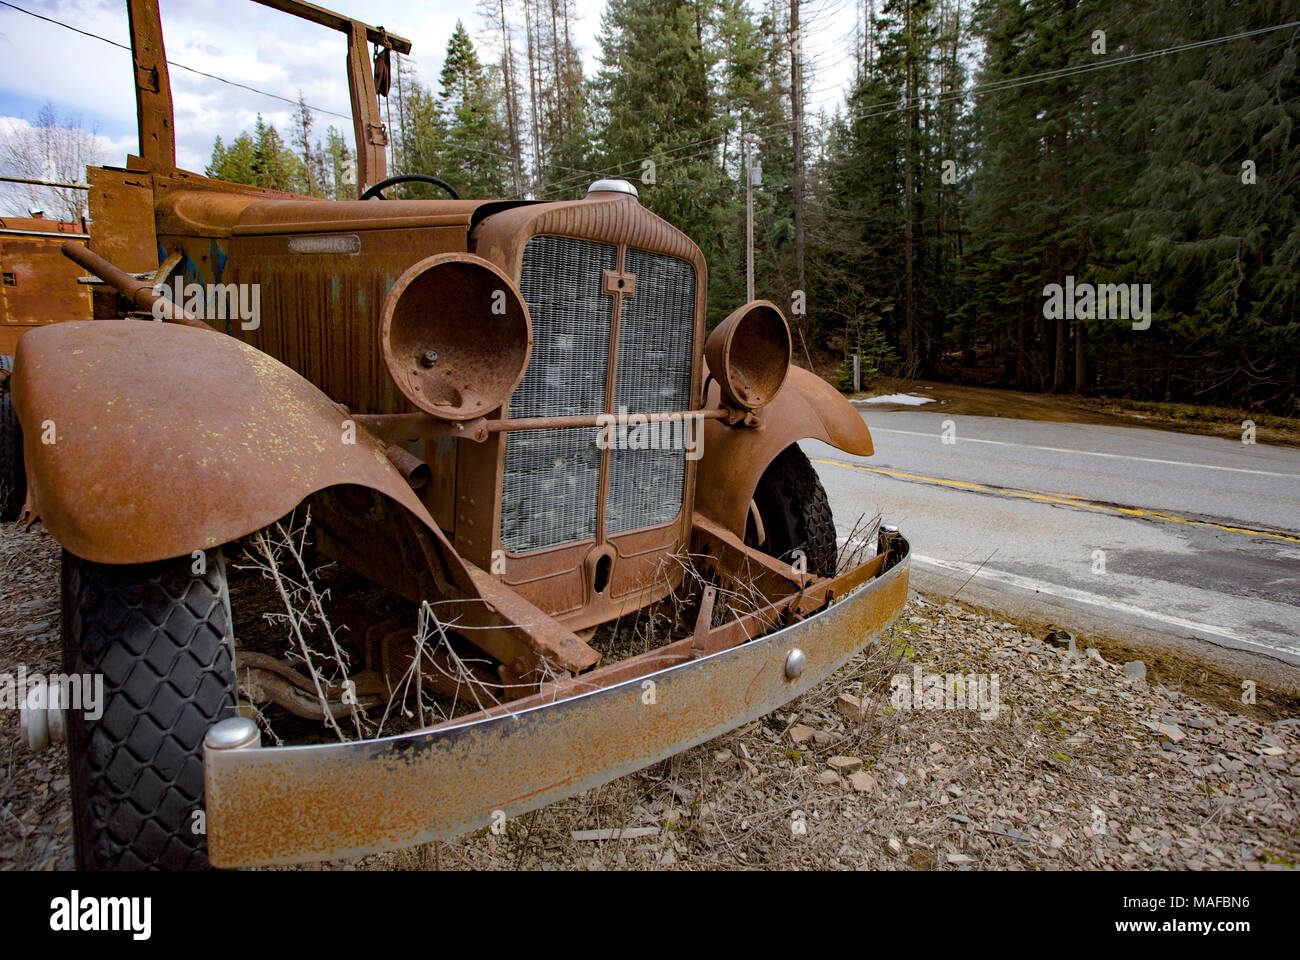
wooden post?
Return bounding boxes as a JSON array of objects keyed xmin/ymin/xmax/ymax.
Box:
[
  {"xmin": 346, "ymin": 21, "xmax": 387, "ymax": 196},
  {"xmin": 126, "ymin": 0, "xmax": 176, "ymax": 171}
]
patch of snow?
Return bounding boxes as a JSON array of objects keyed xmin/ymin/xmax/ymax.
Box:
[{"xmin": 858, "ymin": 393, "xmax": 935, "ymax": 406}]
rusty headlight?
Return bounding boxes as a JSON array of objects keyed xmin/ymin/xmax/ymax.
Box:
[
  {"xmin": 380, "ymin": 253, "xmax": 532, "ymax": 420},
  {"xmin": 704, "ymin": 299, "xmax": 791, "ymax": 411}
]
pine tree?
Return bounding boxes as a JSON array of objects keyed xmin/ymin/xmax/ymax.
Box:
[
  {"xmin": 812, "ymin": 0, "xmax": 906, "ymax": 366},
  {"xmin": 321, "ymin": 126, "xmax": 354, "ymax": 199},
  {"xmin": 206, "ymin": 132, "xmax": 259, "ymax": 186},
  {"xmin": 290, "ymin": 95, "xmax": 320, "ymax": 197},
  {"xmin": 1109, "ymin": 0, "xmax": 1298, "ymax": 408},
  {"xmin": 439, "ymin": 22, "xmax": 513, "ymax": 197},
  {"xmin": 594, "ymin": 0, "xmax": 725, "ymax": 313},
  {"xmin": 478, "ymin": 0, "xmax": 527, "ymax": 194}
]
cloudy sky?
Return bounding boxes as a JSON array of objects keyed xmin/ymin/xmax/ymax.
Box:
[{"xmin": 0, "ymin": 0, "xmax": 858, "ymax": 191}]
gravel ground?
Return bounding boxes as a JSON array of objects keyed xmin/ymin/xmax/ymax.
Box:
[{"xmin": 2, "ymin": 521, "xmax": 1297, "ymax": 871}]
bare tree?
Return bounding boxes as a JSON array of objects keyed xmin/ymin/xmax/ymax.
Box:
[
  {"xmin": 524, "ymin": 0, "xmax": 544, "ymax": 185},
  {"xmin": 0, "ymin": 103, "xmax": 102, "ymax": 221},
  {"xmin": 478, "ymin": 0, "xmax": 526, "ymax": 195}
]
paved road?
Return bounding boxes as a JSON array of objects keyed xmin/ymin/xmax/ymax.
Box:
[{"xmin": 802, "ymin": 408, "xmax": 1300, "ymax": 665}]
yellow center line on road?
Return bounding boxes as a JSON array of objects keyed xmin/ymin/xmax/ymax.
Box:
[{"xmin": 812, "ymin": 458, "xmax": 1300, "ymax": 545}]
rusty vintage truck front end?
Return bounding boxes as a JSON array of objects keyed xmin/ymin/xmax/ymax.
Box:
[{"xmin": 6, "ymin": 0, "xmax": 910, "ymax": 869}]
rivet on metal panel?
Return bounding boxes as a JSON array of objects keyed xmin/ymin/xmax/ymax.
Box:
[{"xmin": 784, "ymin": 647, "xmax": 806, "ymax": 680}]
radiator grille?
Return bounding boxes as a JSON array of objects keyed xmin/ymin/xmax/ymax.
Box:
[
  {"xmin": 607, "ymin": 249, "xmax": 696, "ymax": 535},
  {"xmin": 502, "ymin": 237, "xmax": 615, "ymax": 553},
  {"xmin": 501, "ymin": 236, "xmax": 695, "ymax": 554},
  {"xmin": 507, "ymin": 237, "xmax": 615, "ymax": 420}
]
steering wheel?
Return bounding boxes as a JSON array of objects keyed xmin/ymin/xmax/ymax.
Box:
[{"xmin": 360, "ymin": 174, "xmax": 460, "ymax": 201}]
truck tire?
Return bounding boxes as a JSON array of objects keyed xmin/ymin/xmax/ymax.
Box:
[
  {"xmin": 0, "ymin": 356, "xmax": 24, "ymax": 522},
  {"xmin": 62, "ymin": 548, "xmax": 237, "ymax": 870},
  {"xmin": 748, "ymin": 444, "xmax": 838, "ymax": 578}
]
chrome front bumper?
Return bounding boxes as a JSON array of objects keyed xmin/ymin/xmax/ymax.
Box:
[{"xmin": 204, "ymin": 538, "xmax": 910, "ymax": 867}]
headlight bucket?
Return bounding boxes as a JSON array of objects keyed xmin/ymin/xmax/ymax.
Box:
[
  {"xmin": 380, "ymin": 253, "xmax": 532, "ymax": 420},
  {"xmin": 704, "ymin": 299, "xmax": 792, "ymax": 411}
]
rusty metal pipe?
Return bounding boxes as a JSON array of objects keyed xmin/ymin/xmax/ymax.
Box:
[
  {"xmin": 239, "ymin": 667, "xmax": 381, "ymax": 721},
  {"xmin": 59, "ymin": 241, "xmax": 215, "ymax": 332},
  {"xmin": 385, "ymin": 444, "xmax": 431, "ymax": 489}
]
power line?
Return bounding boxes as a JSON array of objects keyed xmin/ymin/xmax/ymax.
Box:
[
  {"xmin": 0, "ymin": 0, "xmax": 579, "ymax": 180},
  {"xmin": 0, "ymin": 0, "xmax": 352, "ymax": 120},
  {"xmin": 539, "ymin": 18, "xmax": 1300, "ymax": 198}
]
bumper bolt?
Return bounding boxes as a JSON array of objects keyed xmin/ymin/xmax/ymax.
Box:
[
  {"xmin": 785, "ymin": 647, "xmax": 806, "ymax": 680},
  {"xmin": 205, "ymin": 716, "xmax": 261, "ymax": 751},
  {"xmin": 18, "ymin": 677, "xmax": 65, "ymax": 752}
]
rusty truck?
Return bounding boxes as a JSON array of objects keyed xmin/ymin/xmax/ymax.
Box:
[{"xmin": 4, "ymin": 0, "xmax": 910, "ymax": 869}]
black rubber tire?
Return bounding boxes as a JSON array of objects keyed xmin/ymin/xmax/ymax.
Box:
[
  {"xmin": 62, "ymin": 549, "xmax": 237, "ymax": 870},
  {"xmin": 748, "ymin": 444, "xmax": 838, "ymax": 578},
  {"xmin": 0, "ymin": 355, "xmax": 24, "ymax": 522}
]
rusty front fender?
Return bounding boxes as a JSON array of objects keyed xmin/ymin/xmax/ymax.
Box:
[
  {"xmin": 11, "ymin": 319, "xmax": 434, "ymax": 565},
  {"xmin": 695, "ymin": 366, "xmax": 872, "ymax": 536}
]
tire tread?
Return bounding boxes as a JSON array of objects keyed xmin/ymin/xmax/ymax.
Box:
[{"xmin": 63, "ymin": 551, "xmax": 236, "ymax": 870}]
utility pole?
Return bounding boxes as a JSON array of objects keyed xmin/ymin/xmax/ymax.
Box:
[
  {"xmin": 902, "ymin": 0, "xmax": 916, "ymax": 372},
  {"xmin": 745, "ymin": 133, "xmax": 755, "ymax": 303},
  {"xmin": 789, "ymin": 0, "xmax": 805, "ymax": 295}
]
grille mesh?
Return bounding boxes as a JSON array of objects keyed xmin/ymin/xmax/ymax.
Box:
[
  {"xmin": 607, "ymin": 249, "xmax": 696, "ymax": 535},
  {"xmin": 502, "ymin": 237, "xmax": 616, "ymax": 553},
  {"xmin": 499, "ymin": 427, "xmax": 603, "ymax": 552},
  {"xmin": 501, "ymin": 236, "xmax": 695, "ymax": 553}
]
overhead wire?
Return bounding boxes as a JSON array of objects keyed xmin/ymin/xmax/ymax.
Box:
[
  {"xmin": 538, "ymin": 18, "xmax": 1300, "ymax": 198},
  {"xmin": 6, "ymin": 1, "xmax": 1294, "ymax": 201},
  {"xmin": 0, "ymin": 0, "xmax": 590, "ymax": 179}
]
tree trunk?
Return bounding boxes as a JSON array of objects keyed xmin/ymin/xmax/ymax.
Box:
[
  {"xmin": 1074, "ymin": 321, "xmax": 1087, "ymax": 392},
  {"xmin": 524, "ymin": 0, "xmax": 543, "ymax": 186},
  {"xmin": 549, "ymin": 0, "xmax": 564, "ymax": 142},
  {"xmin": 499, "ymin": 0, "xmax": 524, "ymax": 196}
]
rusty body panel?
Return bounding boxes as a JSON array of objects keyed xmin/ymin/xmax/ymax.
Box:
[
  {"xmin": 695, "ymin": 366, "xmax": 875, "ymax": 536},
  {"xmin": 13, "ymin": 317, "xmax": 604, "ymax": 675},
  {"xmin": 88, "ymin": 165, "xmax": 165, "ymax": 278},
  {"xmin": 175, "ymin": 195, "xmax": 511, "ymax": 415},
  {"xmin": 0, "ymin": 218, "xmax": 91, "ymax": 355},
  {"xmin": 204, "ymin": 537, "xmax": 910, "ymax": 868}
]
